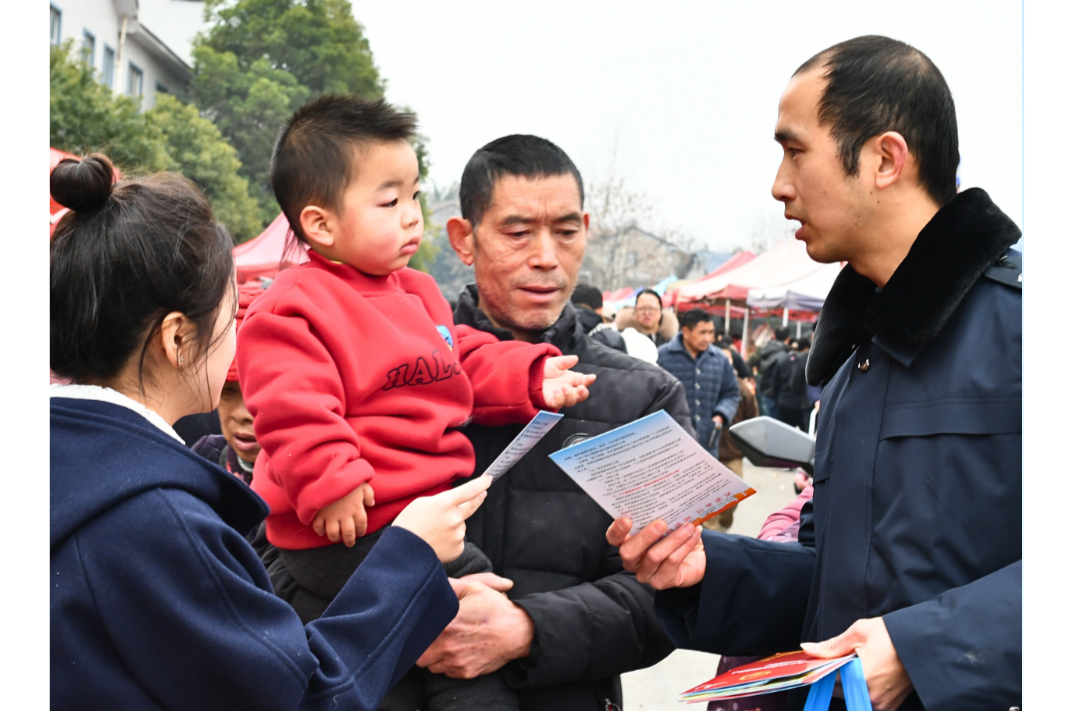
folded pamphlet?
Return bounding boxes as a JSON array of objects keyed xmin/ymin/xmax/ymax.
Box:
[
  {"xmin": 548, "ymin": 410, "xmax": 755, "ymax": 535},
  {"xmin": 680, "ymin": 651, "xmax": 857, "ymax": 704}
]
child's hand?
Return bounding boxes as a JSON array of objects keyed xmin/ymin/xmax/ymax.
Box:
[
  {"xmin": 312, "ymin": 482, "xmax": 375, "ymax": 547},
  {"xmin": 542, "ymin": 355, "xmax": 597, "ymax": 410},
  {"xmin": 392, "ymin": 475, "xmax": 491, "ymax": 563}
]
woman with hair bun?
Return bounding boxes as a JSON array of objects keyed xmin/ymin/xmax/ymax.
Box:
[{"xmin": 50, "ymin": 154, "xmax": 492, "ymax": 710}]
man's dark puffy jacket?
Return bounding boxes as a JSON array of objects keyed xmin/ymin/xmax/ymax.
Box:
[
  {"xmin": 575, "ymin": 305, "xmax": 628, "ymax": 353},
  {"xmin": 751, "ymin": 340, "xmax": 788, "ymax": 398},
  {"xmin": 455, "ymin": 285, "xmax": 688, "ymax": 711},
  {"xmin": 771, "ymin": 350, "xmax": 808, "ymax": 411}
]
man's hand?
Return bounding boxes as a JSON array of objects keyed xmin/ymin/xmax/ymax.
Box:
[
  {"xmin": 542, "ymin": 355, "xmax": 597, "ymax": 410},
  {"xmin": 416, "ymin": 575, "xmax": 534, "ymax": 678},
  {"xmin": 801, "ymin": 617, "xmax": 913, "ymax": 711},
  {"xmin": 605, "ymin": 518, "xmax": 705, "ymax": 590},
  {"xmin": 711, "ymin": 414, "xmax": 724, "ymax": 427},
  {"xmin": 312, "ymin": 482, "xmax": 375, "ymax": 547}
]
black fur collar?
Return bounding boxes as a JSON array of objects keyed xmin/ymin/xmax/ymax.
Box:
[{"xmin": 806, "ymin": 188, "xmax": 1021, "ymax": 386}]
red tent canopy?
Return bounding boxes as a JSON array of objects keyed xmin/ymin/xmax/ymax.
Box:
[
  {"xmin": 602, "ymin": 286, "xmax": 635, "ymax": 303},
  {"xmin": 234, "ymin": 212, "xmax": 309, "ymax": 283},
  {"xmin": 669, "ymin": 250, "xmax": 756, "ymax": 308},
  {"xmin": 676, "ymin": 241, "xmax": 825, "ymax": 304},
  {"xmin": 693, "ymin": 250, "xmax": 757, "ymax": 284}
]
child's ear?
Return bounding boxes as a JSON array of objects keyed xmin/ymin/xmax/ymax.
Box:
[
  {"xmin": 446, "ymin": 217, "xmax": 476, "ymax": 267},
  {"xmin": 299, "ymin": 205, "xmax": 335, "ymax": 250}
]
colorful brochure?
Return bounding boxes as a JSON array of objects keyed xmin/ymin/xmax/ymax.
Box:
[
  {"xmin": 483, "ymin": 411, "xmax": 563, "ymax": 480},
  {"xmin": 680, "ymin": 651, "xmax": 857, "ymax": 704},
  {"xmin": 548, "ymin": 410, "xmax": 755, "ymax": 535}
]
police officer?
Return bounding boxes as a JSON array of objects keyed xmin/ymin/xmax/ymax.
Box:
[{"xmin": 606, "ymin": 36, "xmax": 1021, "ymax": 711}]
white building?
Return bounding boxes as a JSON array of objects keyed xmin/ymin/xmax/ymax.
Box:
[{"xmin": 49, "ymin": 0, "xmax": 208, "ymax": 109}]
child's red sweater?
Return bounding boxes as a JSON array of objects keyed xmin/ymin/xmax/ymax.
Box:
[{"xmin": 237, "ymin": 252, "xmax": 559, "ymax": 549}]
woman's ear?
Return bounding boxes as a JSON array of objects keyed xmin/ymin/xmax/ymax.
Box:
[
  {"xmin": 158, "ymin": 311, "xmax": 194, "ymax": 370},
  {"xmin": 446, "ymin": 217, "xmax": 476, "ymax": 267},
  {"xmin": 299, "ymin": 205, "xmax": 336, "ymax": 251}
]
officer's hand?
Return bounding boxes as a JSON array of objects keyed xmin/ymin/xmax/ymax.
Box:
[
  {"xmin": 801, "ymin": 617, "xmax": 913, "ymax": 711},
  {"xmin": 605, "ymin": 518, "xmax": 705, "ymax": 589}
]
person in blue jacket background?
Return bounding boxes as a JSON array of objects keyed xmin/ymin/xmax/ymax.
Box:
[
  {"xmin": 607, "ymin": 36, "xmax": 1021, "ymax": 711},
  {"xmin": 657, "ymin": 309, "xmax": 741, "ymax": 458},
  {"xmin": 49, "ymin": 153, "xmax": 492, "ymax": 710}
]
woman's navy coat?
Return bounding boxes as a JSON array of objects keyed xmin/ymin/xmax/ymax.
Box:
[
  {"xmin": 51, "ymin": 397, "xmax": 458, "ymax": 710},
  {"xmin": 654, "ymin": 189, "xmax": 1022, "ymax": 711}
]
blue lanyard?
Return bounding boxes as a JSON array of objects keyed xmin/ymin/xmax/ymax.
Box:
[{"xmin": 803, "ymin": 657, "xmax": 872, "ymax": 711}]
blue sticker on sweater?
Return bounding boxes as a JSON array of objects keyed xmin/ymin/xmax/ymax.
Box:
[{"xmin": 436, "ymin": 325, "xmax": 454, "ymax": 350}]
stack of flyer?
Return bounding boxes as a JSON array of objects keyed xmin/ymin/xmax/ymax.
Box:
[{"xmin": 680, "ymin": 651, "xmax": 857, "ymax": 704}]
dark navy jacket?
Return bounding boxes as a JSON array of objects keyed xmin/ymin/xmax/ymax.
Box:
[
  {"xmin": 655, "ymin": 189, "xmax": 1022, "ymax": 711},
  {"xmin": 657, "ymin": 334, "xmax": 741, "ymax": 455},
  {"xmin": 51, "ymin": 397, "xmax": 458, "ymax": 711}
]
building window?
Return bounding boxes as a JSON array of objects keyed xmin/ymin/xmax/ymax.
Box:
[
  {"xmin": 102, "ymin": 45, "xmax": 115, "ymax": 88},
  {"xmin": 82, "ymin": 30, "xmax": 95, "ymax": 66},
  {"xmin": 155, "ymin": 81, "xmax": 170, "ymax": 96},
  {"xmin": 50, "ymin": 6, "xmax": 62, "ymax": 45},
  {"xmin": 128, "ymin": 62, "xmax": 144, "ymax": 103}
]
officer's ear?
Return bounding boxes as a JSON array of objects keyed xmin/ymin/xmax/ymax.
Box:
[{"xmin": 447, "ymin": 217, "xmax": 476, "ymax": 267}]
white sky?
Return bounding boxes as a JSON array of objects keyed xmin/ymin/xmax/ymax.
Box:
[{"xmin": 358, "ymin": 0, "xmax": 1023, "ymax": 252}]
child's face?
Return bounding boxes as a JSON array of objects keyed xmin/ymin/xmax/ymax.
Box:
[
  {"xmin": 323, "ymin": 139, "xmax": 424, "ymax": 275},
  {"xmin": 218, "ymin": 381, "xmax": 260, "ymax": 464}
]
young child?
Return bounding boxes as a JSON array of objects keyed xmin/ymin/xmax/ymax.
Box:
[
  {"xmin": 236, "ymin": 95, "xmax": 594, "ymax": 710},
  {"xmin": 192, "ymin": 281, "xmax": 265, "ymax": 485}
]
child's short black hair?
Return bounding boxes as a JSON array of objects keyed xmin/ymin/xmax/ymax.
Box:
[{"xmin": 270, "ymin": 95, "xmax": 417, "ymax": 242}]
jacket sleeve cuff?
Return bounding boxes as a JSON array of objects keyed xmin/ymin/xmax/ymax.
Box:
[
  {"xmin": 883, "ymin": 561, "xmax": 1021, "ymax": 711},
  {"xmin": 528, "ymin": 356, "xmax": 550, "ymax": 411}
]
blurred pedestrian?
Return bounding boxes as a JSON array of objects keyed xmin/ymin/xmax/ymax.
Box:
[
  {"xmin": 191, "ymin": 281, "xmax": 266, "ymax": 485},
  {"xmin": 771, "ymin": 337, "xmax": 810, "ymax": 431},
  {"xmin": 621, "ymin": 289, "xmax": 675, "ymax": 348},
  {"xmin": 747, "ymin": 326, "xmax": 790, "ymax": 417},
  {"xmin": 709, "ymin": 346, "xmax": 759, "ymax": 531},
  {"xmin": 572, "ymin": 282, "xmax": 627, "ymax": 353},
  {"xmin": 657, "ymin": 310, "xmax": 740, "ymax": 455}
]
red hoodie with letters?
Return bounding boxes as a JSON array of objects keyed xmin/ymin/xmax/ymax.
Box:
[{"xmin": 237, "ymin": 252, "xmax": 559, "ymax": 549}]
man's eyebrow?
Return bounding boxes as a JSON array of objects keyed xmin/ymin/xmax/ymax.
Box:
[
  {"xmin": 774, "ymin": 128, "xmax": 801, "ymax": 144},
  {"xmin": 553, "ymin": 212, "xmax": 583, "ymax": 224},
  {"xmin": 500, "ymin": 214, "xmax": 535, "ymax": 227}
]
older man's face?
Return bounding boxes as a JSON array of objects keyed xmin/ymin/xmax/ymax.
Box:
[{"xmin": 471, "ymin": 174, "xmax": 588, "ymax": 340}]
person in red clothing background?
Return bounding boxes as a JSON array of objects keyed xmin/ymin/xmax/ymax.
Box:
[
  {"xmin": 192, "ymin": 281, "xmax": 266, "ymax": 485},
  {"xmin": 237, "ymin": 96, "xmax": 594, "ymax": 711}
]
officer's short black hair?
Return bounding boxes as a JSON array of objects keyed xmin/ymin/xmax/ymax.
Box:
[
  {"xmin": 679, "ymin": 309, "xmax": 712, "ymax": 330},
  {"xmin": 459, "ymin": 134, "xmax": 584, "ymax": 226},
  {"xmin": 572, "ymin": 283, "xmax": 604, "ymax": 311},
  {"xmin": 774, "ymin": 326, "xmax": 791, "ymax": 342},
  {"xmin": 795, "ymin": 35, "xmax": 958, "ymax": 207}
]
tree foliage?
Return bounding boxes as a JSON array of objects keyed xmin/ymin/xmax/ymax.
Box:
[
  {"xmin": 50, "ymin": 42, "xmax": 263, "ymax": 241},
  {"xmin": 147, "ymin": 95, "xmax": 263, "ymax": 240},
  {"xmin": 50, "ymin": 41, "xmax": 170, "ymax": 173},
  {"xmin": 192, "ymin": 0, "xmax": 386, "ymax": 222}
]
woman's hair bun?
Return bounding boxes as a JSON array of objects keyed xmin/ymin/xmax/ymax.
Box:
[{"xmin": 50, "ymin": 153, "xmax": 117, "ymax": 213}]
